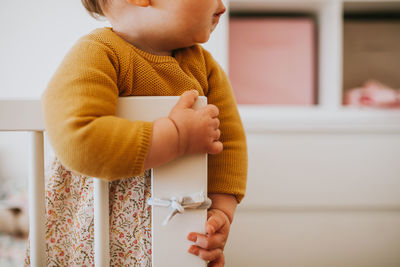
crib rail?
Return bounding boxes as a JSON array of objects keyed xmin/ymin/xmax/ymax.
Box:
[
  {"xmin": 1, "ymin": 97, "xmax": 208, "ymax": 266},
  {"xmin": 0, "ymin": 98, "xmax": 110, "ymax": 266},
  {"xmin": 0, "ymin": 99, "xmax": 44, "ymax": 131}
]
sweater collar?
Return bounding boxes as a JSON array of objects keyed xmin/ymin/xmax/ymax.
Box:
[{"xmin": 103, "ymin": 27, "xmax": 181, "ymax": 64}]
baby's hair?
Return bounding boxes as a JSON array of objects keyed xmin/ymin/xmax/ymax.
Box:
[{"xmin": 81, "ymin": 0, "xmax": 108, "ymax": 18}]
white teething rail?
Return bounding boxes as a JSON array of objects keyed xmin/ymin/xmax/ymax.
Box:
[{"xmin": 0, "ymin": 97, "xmax": 208, "ymax": 267}]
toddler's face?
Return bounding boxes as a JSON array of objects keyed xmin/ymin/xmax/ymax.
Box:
[
  {"xmin": 159, "ymin": 0, "xmax": 226, "ymax": 45},
  {"xmin": 107, "ymin": 0, "xmax": 226, "ymax": 54}
]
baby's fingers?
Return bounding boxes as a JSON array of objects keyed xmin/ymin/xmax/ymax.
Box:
[
  {"xmin": 211, "ymin": 118, "xmax": 220, "ymax": 130},
  {"xmin": 175, "ymin": 90, "xmax": 199, "ymax": 109},
  {"xmin": 188, "ymin": 245, "xmax": 223, "ymax": 262},
  {"xmin": 208, "ymin": 253, "xmax": 225, "ymax": 267},
  {"xmin": 208, "ymin": 141, "xmax": 223, "ymax": 155},
  {"xmin": 206, "ymin": 209, "xmax": 228, "ymax": 235},
  {"xmin": 205, "ymin": 104, "xmax": 219, "ymax": 118},
  {"xmin": 213, "ymin": 129, "xmax": 221, "ymax": 141},
  {"xmin": 187, "ymin": 232, "xmax": 226, "ymax": 250}
]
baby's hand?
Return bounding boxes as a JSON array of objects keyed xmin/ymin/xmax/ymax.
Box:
[
  {"xmin": 187, "ymin": 208, "xmax": 231, "ymax": 267},
  {"xmin": 169, "ymin": 90, "xmax": 223, "ymax": 156}
]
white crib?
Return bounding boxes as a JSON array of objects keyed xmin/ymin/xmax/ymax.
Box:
[{"xmin": 0, "ymin": 97, "xmax": 208, "ymax": 267}]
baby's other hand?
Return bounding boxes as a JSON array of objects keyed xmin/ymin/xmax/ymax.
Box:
[
  {"xmin": 187, "ymin": 208, "xmax": 230, "ymax": 267},
  {"xmin": 169, "ymin": 90, "xmax": 223, "ymax": 156}
]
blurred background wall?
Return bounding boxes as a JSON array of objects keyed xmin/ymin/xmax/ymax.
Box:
[{"xmin": 0, "ymin": 0, "xmax": 109, "ymax": 186}]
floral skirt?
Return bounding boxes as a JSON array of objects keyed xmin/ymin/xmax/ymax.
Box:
[{"xmin": 25, "ymin": 158, "xmax": 152, "ymax": 266}]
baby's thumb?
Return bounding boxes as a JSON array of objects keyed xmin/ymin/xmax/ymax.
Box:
[{"xmin": 175, "ymin": 90, "xmax": 199, "ymax": 109}]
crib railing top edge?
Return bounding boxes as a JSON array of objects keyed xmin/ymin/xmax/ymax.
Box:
[
  {"xmin": 0, "ymin": 99, "xmax": 44, "ymax": 131},
  {"xmin": 0, "ymin": 96, "xmax": 190, "ymax": 131}
]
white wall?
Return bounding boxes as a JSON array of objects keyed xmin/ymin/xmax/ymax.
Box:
[
  {"xmin": 0, "ymin": 1, "xmax": 108, "ymax": 185},
  {"xmin": 0, "ymin": 0, "xmax": 109, "ymax": 98},
  {"xmin": 226, "ymin": 120, "xmax": 400, "ymax": 266}
]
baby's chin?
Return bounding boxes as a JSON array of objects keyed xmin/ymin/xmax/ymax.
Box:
[
  {"xmin": 195, "ymin": 31, "xmax": 213, "ymax": 45},
  {"xmin": 173, "ymin": 31, "xmax": 213, "ymax": 49}
]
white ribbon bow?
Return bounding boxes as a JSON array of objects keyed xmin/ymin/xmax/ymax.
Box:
[{"xmin": 147, "ymin": 192, "xmax": 212, "ymax": 225}]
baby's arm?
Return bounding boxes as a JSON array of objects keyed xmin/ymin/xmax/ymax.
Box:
[
  {"xmin": 43, "ymin": 39, "xmax": 223, "ymax": 180},
  {"xmin": 144, "ymin": 90, "xmax": 223, "ymax": 170},
  {"xmin": 184, "ymin": 46, "xmax": 248, "ymax": 266}
]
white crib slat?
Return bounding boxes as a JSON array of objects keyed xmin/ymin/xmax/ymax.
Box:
[
  {"xmin": 28, "ymin": 131, "xmax": 46, "ymax": 267},
  {"xmin": 152, "ymin": 154, "xmax": 207, "ymax": 267},
  {"xmin": 94, "ymin": 179, "xmax": 110, "ymax": 267},
  {"xmin": 151, "ymin": 98, "xmax": 207, "ymax": 267}
]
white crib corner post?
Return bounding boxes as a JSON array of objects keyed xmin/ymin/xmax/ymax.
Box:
[
  {"xmin": 28, "ymin": 131, "xmax": 46, "ymax": 267},
  {"xmin": 94, "ymin": 178, "xmax": 110, "ymax": 267}
]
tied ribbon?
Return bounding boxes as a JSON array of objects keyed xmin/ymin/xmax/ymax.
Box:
[{"xmin": 147, "ymin": 192, "xmax": 211, "ymax": 225}]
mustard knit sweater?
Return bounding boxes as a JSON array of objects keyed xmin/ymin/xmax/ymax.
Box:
[{"xmin": 42, "ymin": 28, "xmax": 247, "ymax": 202}]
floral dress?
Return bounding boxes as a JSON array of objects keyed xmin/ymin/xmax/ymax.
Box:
[{"xmin": 25, "ymin": 158, "xmax": 152, "ymax": 266}]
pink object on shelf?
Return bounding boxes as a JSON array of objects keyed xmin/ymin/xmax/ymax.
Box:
[
  {"xmin": 229, "ymin": 18, "xmax": 316, "ymax": 105},
  {"xmin": 344, "ymin": 80, "xmax": 400, "ymax": 109}
]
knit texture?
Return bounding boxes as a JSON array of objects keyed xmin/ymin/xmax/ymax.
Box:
[{"xmin": 42, "ymin": 27, "xmax": 247, "ymax": 202}]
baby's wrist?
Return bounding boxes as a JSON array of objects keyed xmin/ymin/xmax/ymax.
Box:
[
  {"xmin": 145, "ymin": 117, "xmax": 181, "ymax": 168},
  {"xmin": 167, "ymin": 117, "xmax": 188, "ymax": 157},
  {"xmin": 209, "ymin": 207, "xmax": 231, "ymax": 225},
  {"xmin": 162, "ymin": 117, "xmax": 181, "ymax": 158},
  {"xmin": 208, "ymin": 193, "xmax": 237, "ymax": 224}
]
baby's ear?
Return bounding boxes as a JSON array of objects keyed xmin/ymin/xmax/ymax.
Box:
[{"xmin": 126, "ymin": 0, "xmax": 150, "ymax": 7}]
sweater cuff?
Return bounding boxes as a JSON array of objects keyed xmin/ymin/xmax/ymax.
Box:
[
  {"xmin": 208, "ymin": 176, "xmax": 246, "ymax": 204},
  {"xmin": 130, "ymin": 121, "xmax": 153, "ymax": 176}
]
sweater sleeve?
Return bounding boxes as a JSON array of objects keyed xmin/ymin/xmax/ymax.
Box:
[
  {"xmin": 42, "ymin": 38, "xmax": 153, "ymax": 180},
  {"xmin": 203, "ymin": 49, "xmax": 248, "ymax": 203}
]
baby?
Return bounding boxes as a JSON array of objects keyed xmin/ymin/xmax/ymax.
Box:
[{"xmin": 34, "ymin": 0, "xmax": 247, "ymax": 266}]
